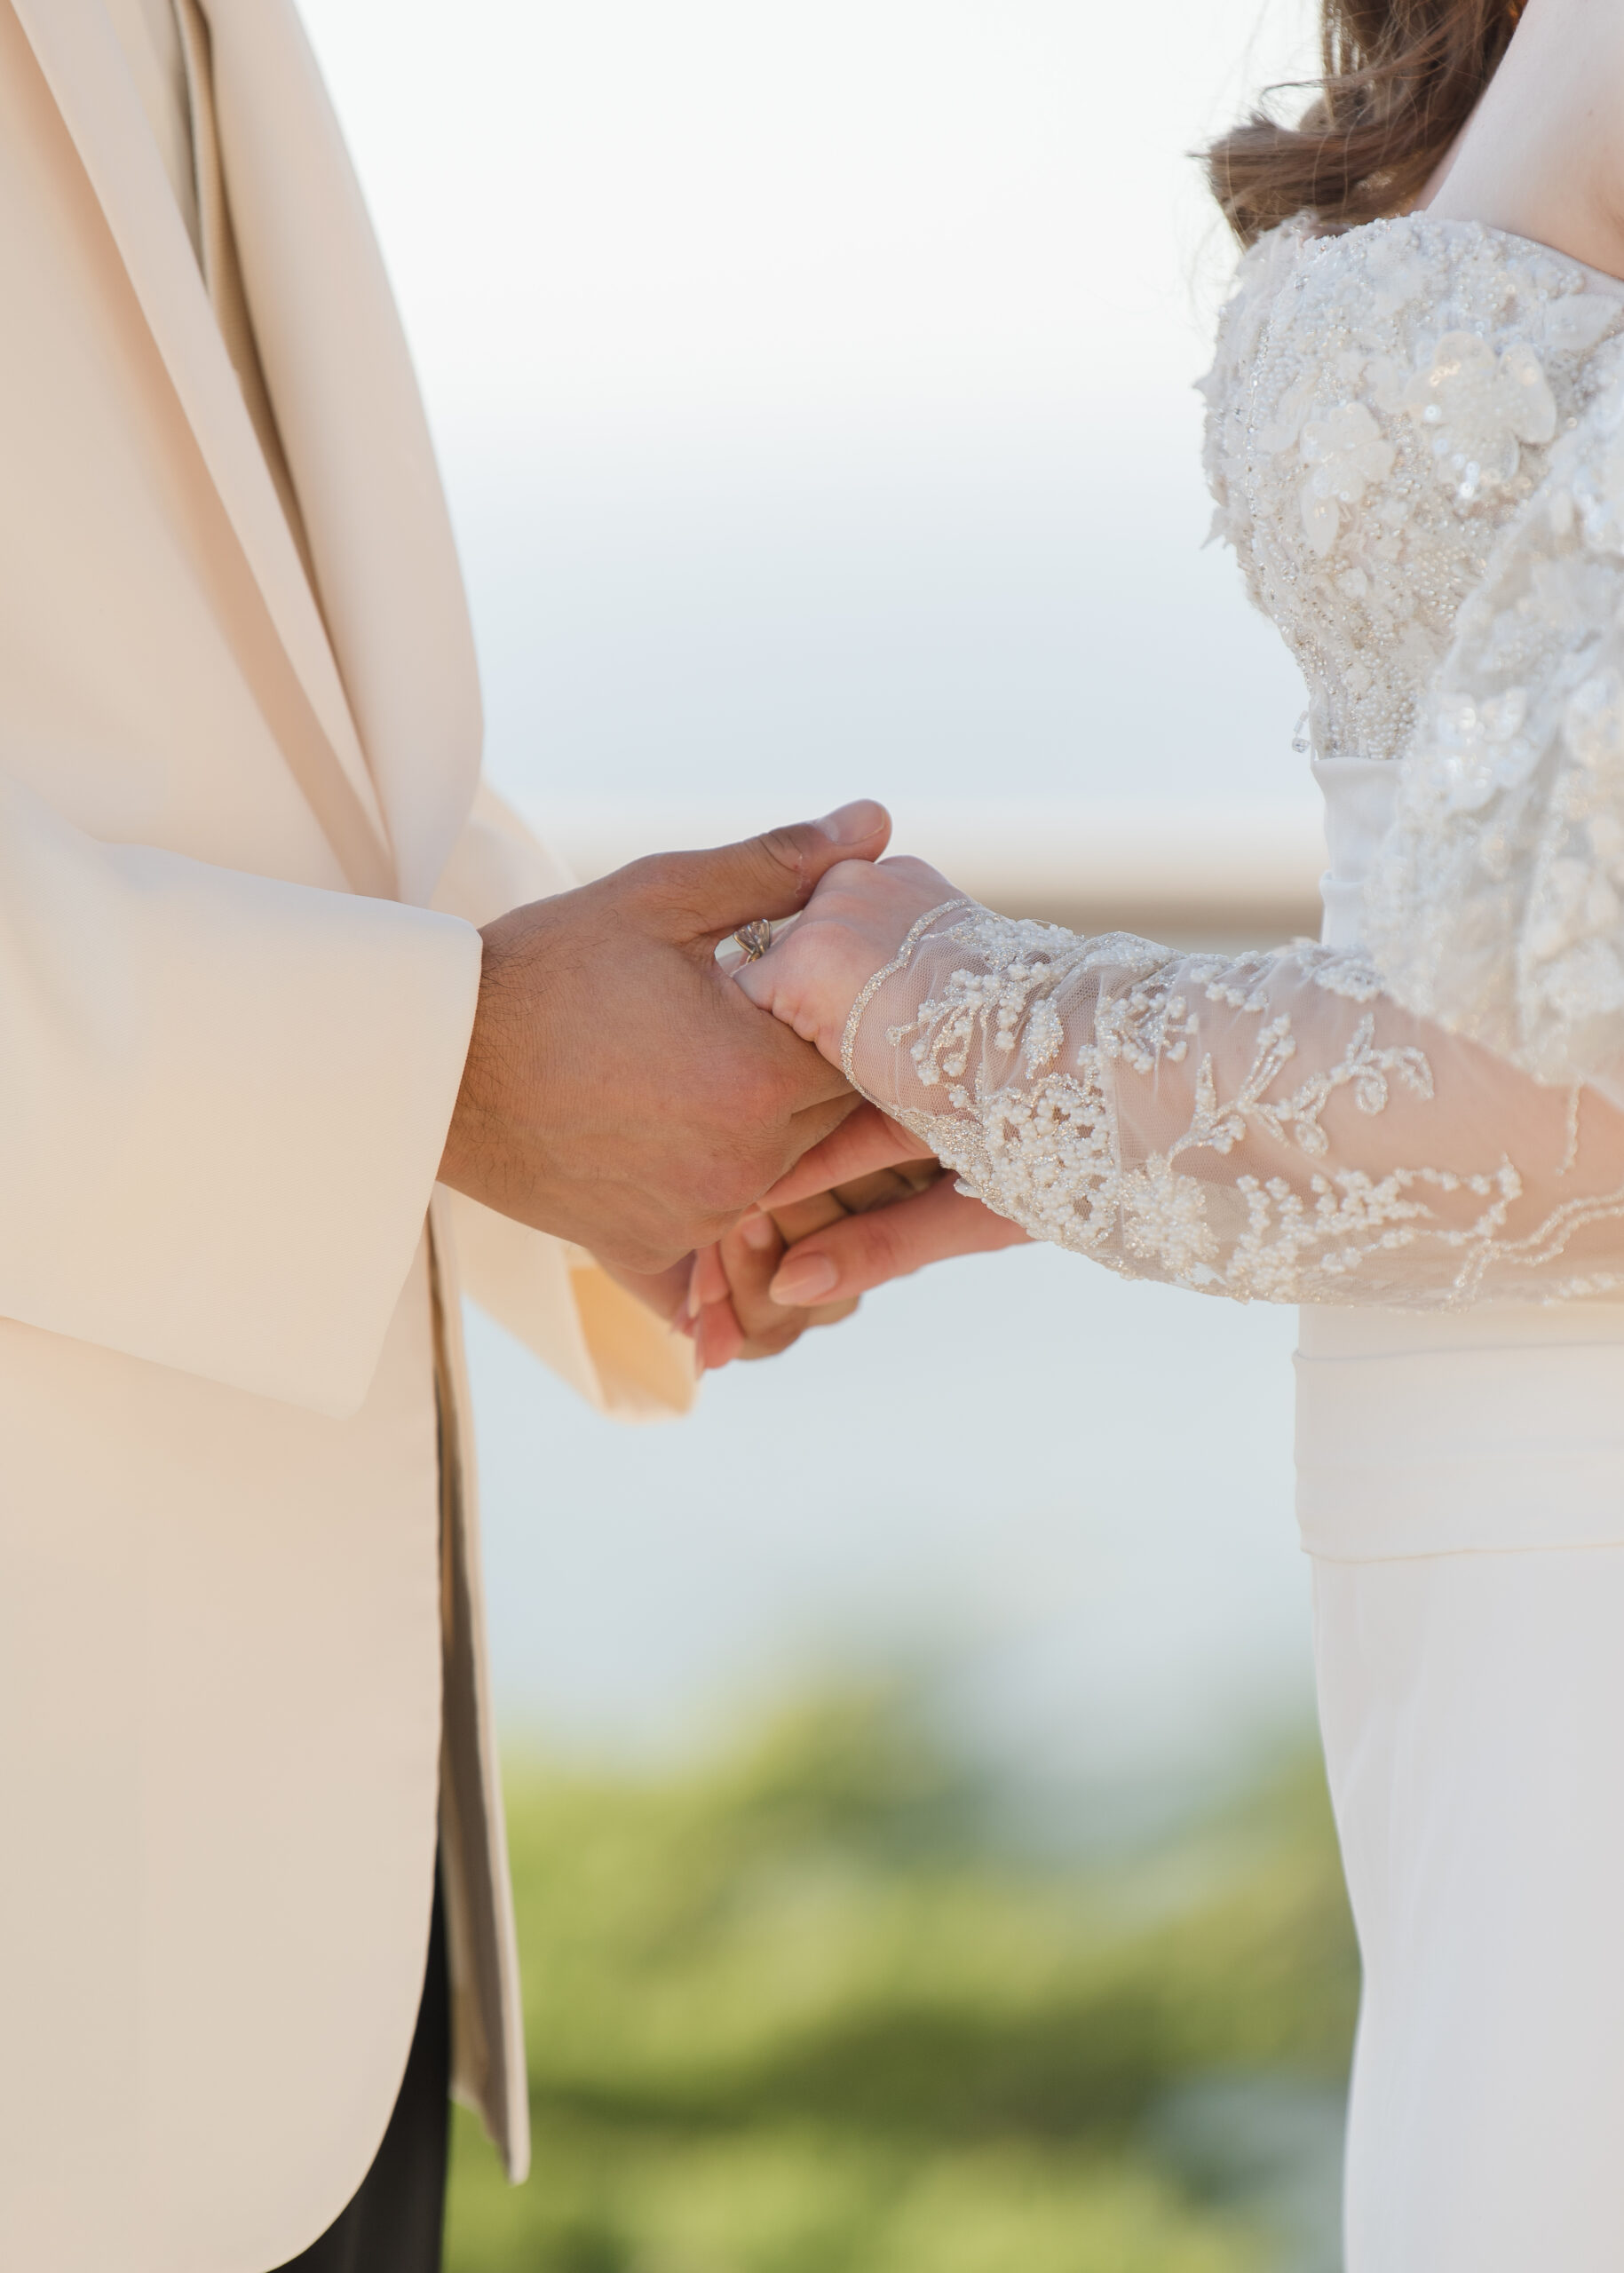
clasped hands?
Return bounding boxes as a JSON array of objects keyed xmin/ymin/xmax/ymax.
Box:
[{"xmin": 437, "ymin": 799, "xmax": 1026, "ymax": 1369}]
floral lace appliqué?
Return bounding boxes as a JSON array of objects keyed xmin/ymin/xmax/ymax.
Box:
[{"xmin": 847, "ymin": 910, "xmax": 1624, "ymax": 1310}]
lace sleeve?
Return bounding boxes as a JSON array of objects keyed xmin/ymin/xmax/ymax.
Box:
[{"xmin": 841, "ymin": 907, "xmax": 1624, "ymax": 1307}]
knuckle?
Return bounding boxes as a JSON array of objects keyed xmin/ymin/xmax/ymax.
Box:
[
  {"xmin": 752, "ymin": 826, "xmax": 814, "ymax": 895},
  {"xmin": 883, "ymin": 855, "xmax": 942, "ymax": 888},
  {"xmin": 854, "ymin": 1209, "xmax": 904, "ymax": 1277},
  {"xmin": 615, "ymin": 851, "xmax": 669, "ymax": 898},
  {"xmin": 618, "ymin": 851, "xmax": 699, "ymax": 926},
  {"xmin": 682, "ymin": 1215, "xmax": 736, "ymax": 1263},
  {"xmin": 690, "ymin": 1154, "xmax": 758, "ymax": 1224}
]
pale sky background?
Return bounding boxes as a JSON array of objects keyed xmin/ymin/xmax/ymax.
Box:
[
  {"xmin": 300, "ymin": 0, "xmax": 1319, "ymax": 822},
  {"xmin": 295, "ymin": 0, "xmax": 1329, "ymax": 1797}
]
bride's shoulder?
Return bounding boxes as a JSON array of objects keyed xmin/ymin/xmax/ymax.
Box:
[
  {"xmin": 1422, "ymin": 0, "xmax": 1624, "ymax": 290},
  {"xmin": 1199, "ymin": 217, "xmax": 1317, "ymax": 543},
  {"xmin": 1206, "ymin": 213, "xmax": 1316, "ymax": 331}
]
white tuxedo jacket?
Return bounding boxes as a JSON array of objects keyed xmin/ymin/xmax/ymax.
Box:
[{"xmin": 0, "ymin": 2, "xmax": 693, "ymax": 2265}]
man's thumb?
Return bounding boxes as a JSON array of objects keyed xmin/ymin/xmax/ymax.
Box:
[{"xmin": 676, "ymin": 800, "xmax": 891, "ymax": 935}]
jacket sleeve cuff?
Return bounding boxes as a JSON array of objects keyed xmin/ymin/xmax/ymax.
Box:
[{"xmin": 0, "ymin": 817, "xmax": 481, "ymax": 1414}]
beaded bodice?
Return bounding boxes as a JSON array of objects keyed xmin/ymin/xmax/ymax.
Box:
[{"xmin": 1203, "ymin": 217, "xmax": 1624, "ymax": 768}]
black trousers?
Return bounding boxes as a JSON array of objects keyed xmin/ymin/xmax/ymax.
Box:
[{"xmin": 270, "ymin": 1881, "xmax": 450, "ymax": 2273}]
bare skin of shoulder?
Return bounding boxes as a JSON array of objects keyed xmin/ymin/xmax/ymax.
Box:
[{"xmin": 1420, "ymin": 0, "xmax": 1624, "ymax": 279}]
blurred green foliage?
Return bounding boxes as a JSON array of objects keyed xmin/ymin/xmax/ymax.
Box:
[{"xmin": 445, "ymin": 1694, "xmax": 1357, "ymax": 2273}]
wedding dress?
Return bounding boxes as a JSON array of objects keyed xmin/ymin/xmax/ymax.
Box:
[{"xmin": 846, "ymin": 217, "xmax": 1624, "ymax": 2269}]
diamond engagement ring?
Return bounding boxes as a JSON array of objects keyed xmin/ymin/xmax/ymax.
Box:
[{"xmin": 733, "ymin": 920, "xmax": 773, "ymax": 961}]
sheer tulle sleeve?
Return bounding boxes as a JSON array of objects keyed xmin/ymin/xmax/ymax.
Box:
[{"xmin": 840, "ymin": 902, "xmax": 1624, "ymax": 1307}]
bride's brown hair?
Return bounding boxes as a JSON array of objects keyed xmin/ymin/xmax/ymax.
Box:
[{"xmin": 1207, "ymin": 0, "xmax": 1522, "ymax": 247}]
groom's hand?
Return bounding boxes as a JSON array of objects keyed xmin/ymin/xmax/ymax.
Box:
[{"xmin": 437, "ymin": 802, "xmax": 891, "ymax": 1271}]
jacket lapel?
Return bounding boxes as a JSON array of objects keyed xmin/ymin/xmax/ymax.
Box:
[
  {"xmin": 10, "ymin": 0, "xmax": 398, "ymax": 900},
  {"xmin": 200, "ymin": 0, "xmax": 484, "ymax": 911}
]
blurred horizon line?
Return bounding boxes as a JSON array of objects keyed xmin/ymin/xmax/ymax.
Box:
[{"xmin": 538, "ymin": 796, "xmax": 1328, "ymax": 943}]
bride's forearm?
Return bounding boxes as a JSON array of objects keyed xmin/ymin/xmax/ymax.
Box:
[{"xmin": 844, "ymin": 904, "xmax": 1624, "ymax": 1307}]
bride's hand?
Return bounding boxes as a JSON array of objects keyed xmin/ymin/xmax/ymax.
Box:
[
  {"xmin": 685, "ymin": 1190, "xmax": 861, "ymax": 1369},
  {"xmin": 685, "ymin": 1104, "xmax": 1029, "ymax": 1370},
  {"xmin": 699, "ymin": 853, "xmax": 1021, "ymax": 1366},
  {"xmin": 733, "ymin": 855, "xmax": 962, "ymax": 1065},
  {"xmin": 685, "ymin": 1130, "xmax": 943, "ymax": 1366}
]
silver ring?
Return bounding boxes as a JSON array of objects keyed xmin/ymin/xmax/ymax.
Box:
[{"xmin": 733, "ymin": 920, "xmax": 773, "ymax": 962}]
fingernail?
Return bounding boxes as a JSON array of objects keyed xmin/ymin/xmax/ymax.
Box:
[
  {"xmin": 812, "ymin": 799, "xmax": 888, "ymax": 846},
  {"xmin": 739, "ymin": 1212, "xmax": 777, "ymax": 1252},
  {"xmin": 771, "ymin": 1252, "xmax": 839, "ymax": 1303}
]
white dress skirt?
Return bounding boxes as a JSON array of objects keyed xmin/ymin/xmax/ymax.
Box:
[{"xmin": 1301, "ymin": 1302, "xmax": 1624, "ymax": 2271}]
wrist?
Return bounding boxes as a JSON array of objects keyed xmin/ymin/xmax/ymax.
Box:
[
  {"xmin": 839, "ymin": 896, "xmax": 975, "ymax": 1100},
  {"xmin": 437, "ymin": 920, "xmax": 529, "ymax": 1208}
]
